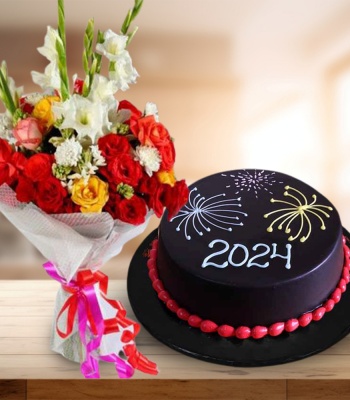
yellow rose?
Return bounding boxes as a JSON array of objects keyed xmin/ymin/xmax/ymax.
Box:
[
  {"xmin": 71, "ymin": 176, "xmax": 109, "ymax": 213},
  {"xmin": 156, "ymin": 169, "xmax": 176, "ymax": 187},
  {"xmin": 32, "ymin": 95, "xmax": 60, "ymax": 129}
]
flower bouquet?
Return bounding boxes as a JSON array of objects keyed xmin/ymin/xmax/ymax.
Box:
[{"xmin": 0, "ymin": 0, "xmax": 188, "ymax": 378}]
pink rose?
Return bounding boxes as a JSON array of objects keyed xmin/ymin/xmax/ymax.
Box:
[{"xmin": 13, "ymin": 117, "xmax": 44, "ymax": 150}]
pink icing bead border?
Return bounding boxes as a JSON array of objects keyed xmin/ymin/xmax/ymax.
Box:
[{"xmin": 146, "ymin": 236, "xmax": 350, "ymax": 339}]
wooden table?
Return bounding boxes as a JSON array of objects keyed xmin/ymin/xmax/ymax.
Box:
[{"xmin": 1, "ymin": 280, "xmax": 350, "ymax": 400}]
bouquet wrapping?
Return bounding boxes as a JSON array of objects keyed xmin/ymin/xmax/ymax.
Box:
[{"xmin": 0, "ymin": 0, "xmax": 189, "ymax": 378}]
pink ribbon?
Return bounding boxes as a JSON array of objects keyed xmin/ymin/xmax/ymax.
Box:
[{"xmin": 43, "ymin": 261, "xmax": 134, "ymax": 379}]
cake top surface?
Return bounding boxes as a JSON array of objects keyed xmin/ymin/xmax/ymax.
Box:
[{"xmin": 159, "ymin": 169, "xmax": 343, "ymax": 288}]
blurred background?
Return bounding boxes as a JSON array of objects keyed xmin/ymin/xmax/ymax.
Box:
[{"xmin": 0, "ymin": 0, "xmax": 350, "ymax": 279}]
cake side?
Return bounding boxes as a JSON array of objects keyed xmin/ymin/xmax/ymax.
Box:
[{"xmin": 157, "ymin": 169, "xmax": 344, "ymax": 327}]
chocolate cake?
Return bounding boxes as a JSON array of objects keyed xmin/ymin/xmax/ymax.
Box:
[{"xmin": 150, "ymin": 169, "xmax": 348, "ymax": 338}]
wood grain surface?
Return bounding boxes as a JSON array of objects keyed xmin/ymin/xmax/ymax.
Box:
[
  {"xmin": 0, "ymin": 280, "xmax": 349, "ymax": 381},
  {"xmin": 0, "ymin": 281, "xmax": 350, "ymax": 399}
]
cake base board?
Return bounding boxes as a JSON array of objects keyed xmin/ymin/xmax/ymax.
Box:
[{"xmin": 127, "ymin": 228, "xmax": 350, "ymax": 367}]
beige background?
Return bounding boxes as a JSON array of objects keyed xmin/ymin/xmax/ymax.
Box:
[{"xmin": 1, "ymin": 0, "xmax": 350, "ymax": 278}]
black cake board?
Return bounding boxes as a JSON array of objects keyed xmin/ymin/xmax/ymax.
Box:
[{"xmin": 127, "ymin": 228, "xmax": 350, "ymax": 367}]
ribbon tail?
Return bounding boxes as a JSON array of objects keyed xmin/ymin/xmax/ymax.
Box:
[{"xmin": 124, "ymin": 344, "xmax": 159, "ymax": 375}]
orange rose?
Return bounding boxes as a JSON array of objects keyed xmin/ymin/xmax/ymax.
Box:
[{"xmin": 131, "ymin": 115, "xmax": 171, "ymax": 148}]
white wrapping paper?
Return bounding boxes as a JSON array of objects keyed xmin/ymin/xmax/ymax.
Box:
[{"xmin": 0, "ymin": 184, "xmax": 151, "ymax": 363}]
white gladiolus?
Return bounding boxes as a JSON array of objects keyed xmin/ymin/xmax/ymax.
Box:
[
  {"xmin": 37, "ymin": 26, "xmax": 61, "ymax": 63},
  {"xmin": 32, "ymin": 61, "xmax": 61, "ymax": 91},
  {"xmin": 96, "ymin": 30, "xmax": 128, "ymax": 61},
  {"xmin": 109, "ymin": 53, "xmax": 139, "ymax": 91},
  {"xmin": 53, "ymin": 95, "xmax": 109, "ymax": 143},
  {"xmin": 88, "ymin": 74, "xmax": 118, "ymax": 111}
]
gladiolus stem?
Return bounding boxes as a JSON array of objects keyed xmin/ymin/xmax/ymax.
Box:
[{"xmin": 57, "ymin": 0, "xmax": 70, "ymax": 100}]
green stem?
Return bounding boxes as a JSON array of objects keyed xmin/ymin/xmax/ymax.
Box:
[
  {"xmin": 120, "ymin": 0, "xmax": 143, "ymax": 44},
  {"xmin": 57, "ymin": 0, "xmax": 70, "ymax": 100}
]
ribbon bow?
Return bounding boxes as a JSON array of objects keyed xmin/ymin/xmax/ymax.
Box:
[{"xmin": 43, "ymin": 262, "xmax": 143, "ymax": 379}]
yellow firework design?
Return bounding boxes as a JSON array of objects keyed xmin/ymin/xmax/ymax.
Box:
[{"xmin": 264, "ymin": 186, "xmax": 333, "ymax": 243}]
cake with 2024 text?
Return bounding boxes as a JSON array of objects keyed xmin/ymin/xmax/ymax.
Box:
[{"xmin": 146, "ymin": 169, "xmax": 349, "ymax": 339}]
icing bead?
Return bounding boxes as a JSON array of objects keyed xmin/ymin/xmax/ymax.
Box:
[
  {"xmin": 218, "ymin": 325, "xmax": 235, "ymax": 337},
  {"xmin": 152, "ymin": 240, "xmax": 159, "ymax": 250},
  {"xmin": 150, "ymin": 249, "xmax": 157, "ymax": 259},
  {"xmin": 152, "ymin": 279, "xmax": 164, "ymax": 293},
  {"xmin": 251, "ymin": 326, "xmax": 268, "ymax": 339},
  {"xmin": 166, "ymin": 299, "xmax": 179, "ymax": 313},
  {"xmin": 146, "ymin": 259, "xmax": 155, "ymax": 269},
  {"xmin": 285, "ymin": 319, "xmax": 299, "ymax": 332},
  {"xmin": 177, "ymin": 308, "xmax": 190, "ymax": 321},
  {"xmin": 148, "ymin": 269, "xmax": 158, "ymax": 281},
  {"xmin": 312, "ymin": 307, "xmax": 326, "ymax": 321},
  {"xmin": 158, "ymin": 290, "xmax": 170, "ymax": 303},
  {"xmin": 269, "ymin": 322, "xmax": 285, "ymax": 337},
  {"xmin": 342, "ymin": 269, "xmax": 350, "ymax": 283},
  {"xmin": 324, "ymin": 299, "xmax": 335, "ymax": 312},
  {"xmin": 235, "ymin": 326, "xmax": 251, "ymax": 339},
  {"xmin": 188, "ymin": 315, "xmax": 202, "ymax": 328},
  {"xmin": 331, "ymin": 288, "xmax": 342, "ymax": 304},
  {"xmin": 299, "ymin": 313, "xmax": 313, "ymax": 327},
  {"xmin": 338, "ymin": 278, "xmax": 347, "ymax": 293},
  {"xmin": 200, "ymin": 320, "xmax": 218, "ymax": 333}
]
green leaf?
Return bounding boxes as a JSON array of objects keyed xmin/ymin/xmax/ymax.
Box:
[{"xmin": 0, "ymin": 67, "xmax": 16, "ymax": 115}]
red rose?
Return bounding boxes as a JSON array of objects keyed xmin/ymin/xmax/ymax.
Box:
[
  {"xmin": 158, "ymin": 140, "xmax": 176, "ymax": 171},
  {"xmin": 59, "ymin": 198, "xmax": 81, "ymax": 214},
  {"xmin": 0, "ymin": 139, "xmax": 17, "ymax": 186},
  {"xmin": 162, "ymin": 179, "xmax": 189, "ymax": 220},
  {"xmin": 131, "ymin": 115, "xmax": 171, "ymax": 148},
  {"xmin": 138, "ymin": 174, "xmax": 164, "ymax": 217},
  {"xmin": 24, "ymin": 153, "xmax": 53, "ymax": 182},
  {"xmin": 35, "ymin": 177, "xmax": 67, "ymax": 213},
  {"xmin": 116, "ymin": 195, "xmax": 147, "ymax": 225},
  {"xmin": 118, "ymin": 100, "xmax": 142, "ymax": 130},
  {"xmin": 11, "ymin": 152, "xmax": 27, "ymax": 173},
  {"xmin": 104, "ymin": 191, "xmax": 122, "ymax": 220},
  {"xmin": 98, "ymin": 134, "xmax": 131, "ymax": 160},
  {"xmin": 108, "ymin": 153, "xmax": 143, "ymax": 187},
  {"xmin": 15, "ymin": 176, "xmax": 35, "ymax": 203}
]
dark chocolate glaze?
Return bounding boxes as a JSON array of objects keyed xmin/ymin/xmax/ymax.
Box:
[{"xmin": 157, "ymin": 169, "xmax": 344, "ymax": 327}]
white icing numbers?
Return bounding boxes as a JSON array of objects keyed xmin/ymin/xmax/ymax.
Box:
[{"xmin": 202, "ymin": 240, "xmax": 292, "ymax": 270}]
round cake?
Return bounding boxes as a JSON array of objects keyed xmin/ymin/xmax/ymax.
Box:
[{"xmin": 153, "ymin": 169, "xmax": 346, "ymax": 335}]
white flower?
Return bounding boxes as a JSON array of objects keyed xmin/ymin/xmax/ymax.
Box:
[
  {"xmin": 90, "ymin": 145, "xmax": 106, "ymax": 166},
  {"xmin": 134, "ymin": 145, "xmax": 161, "ymax": 177},
  {"xmin": 96, "ymin": 30, "xmax": 128, "ymax": 61},
  {"xmin": 109, "ymin": 53, "xmax": 139, "ymax": 91},
  {"xmin": 37, "ymin": 26, "xmax": 61, "ymax": 63},
  {"xmin": 23, "ymin": 93, "xmax": 43, "ymax": 106},
  {"xmin": 53, "ymin": 94, "xmax": 110, "ymax": 143},
  {"xmin": 88, "ymin": 74, "xmax": 118, "ymax": 111},
  {"xmin": 55, "ymin": 138, "xmax": 83, "ymax": 167},
  {"xmin": 144, "ymin": 102, "xmax": 159, "ymax": 122},
  {"xmin": 32, "ymin": 61, "xmax": 61, "ymax": 91},
  {"xmin": 0, "ymin": 113, "xmax": 15, "ymax": 143}
]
